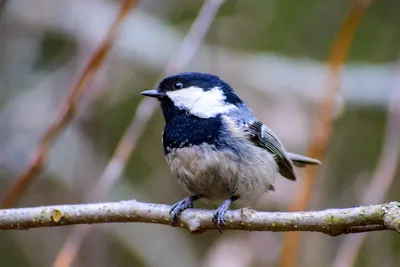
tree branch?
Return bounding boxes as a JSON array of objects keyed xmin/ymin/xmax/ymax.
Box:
[{"xmin": 1, "ymin": 201, "xmax": 399, "ymax": 236}]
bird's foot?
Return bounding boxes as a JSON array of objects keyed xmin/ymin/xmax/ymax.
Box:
[
  {"xmin": 170, "ymin": 196, "xmax": 198, "ymax": 226},
  {"xmin": 213, "ymin": 196, "xmax": 238, "ymax": 233}
]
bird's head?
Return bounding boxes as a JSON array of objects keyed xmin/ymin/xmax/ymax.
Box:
[{"xmin": 141, "ymin": 72, "xmax": 243, "ymax": 120}]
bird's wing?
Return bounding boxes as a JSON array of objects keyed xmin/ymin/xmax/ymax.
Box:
[
  {"xmin": 245, "ymin": 120, "xmax": 297, "ymax": 181},
  {"xmin": 225, "ymin": 104, "xmax": 297, "ymax": 181}
]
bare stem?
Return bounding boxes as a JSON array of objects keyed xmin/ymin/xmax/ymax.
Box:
[{"xmin": 0, "ymin": 201, "xmax": 399, "ymax": 235}]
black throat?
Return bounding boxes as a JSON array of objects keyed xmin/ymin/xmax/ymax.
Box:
[{"xmin": 161, "ymin": 99, "xmax": 225, "ymax": 154}]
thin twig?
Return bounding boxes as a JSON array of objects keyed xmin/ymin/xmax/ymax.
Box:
[
  {"xmin": 279, "ymin": 1, "xmax": 373, "ymax": 267},
  {"xmin": 332, "ymin": 50, "xmax": 400, "ymax": 267},
  {"xmin": 0, "ymin": 0, "xmax": 137, "ymax": 209},
  {"xmin": 1, "ymin": 201, "xmax": 400, "ymax": 235},
  {"xmin": 52, "ymin": 1, "xmax": 226, "ymax": 267}
]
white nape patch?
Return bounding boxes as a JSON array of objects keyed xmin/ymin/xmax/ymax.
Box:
[{"xmin": 166, "ymin": 86, "xmax": 237, "ymax": 118}]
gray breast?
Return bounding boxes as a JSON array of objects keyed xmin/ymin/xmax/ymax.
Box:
[{"xmin": 165, "ymin": 141, "xmax": 278, "ymax": 204}]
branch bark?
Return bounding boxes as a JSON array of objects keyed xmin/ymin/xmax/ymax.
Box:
[{"xmin": 1, "ymin": 201, "xmax": 399, "ymax": 236}]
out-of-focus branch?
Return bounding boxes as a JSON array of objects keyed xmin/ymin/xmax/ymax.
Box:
[
  {"xmin": 279, "ymin": 1, "xmax": 373, "ymax": 267},
  {"xmin": 0, "ymin": 0, "xmax": 137, "ymax": 209},
  {"xmin": 332, "ymin": 50, "xmax": 400, "ymax": 267},
  {"xmin": 0, "ymin": 201, "xmax": 399, "ymax": 235},
  {"xmin": 52, "ymin": 1, "xmax": 226, "ymax": 267}
]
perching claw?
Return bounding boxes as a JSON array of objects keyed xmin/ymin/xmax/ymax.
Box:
[
  {"xmin": 169, "ymin": 195, "xmax": 200, "ymax": 226},
  {"xmin": 213, "ymin": 196, "xmax": 239, "ymax": 233}
]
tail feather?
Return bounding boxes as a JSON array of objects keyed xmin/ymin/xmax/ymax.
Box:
[{"xmin": 287, "ymin": 152, "xmax": 321, "ymax": 167}]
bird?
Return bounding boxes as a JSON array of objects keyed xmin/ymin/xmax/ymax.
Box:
[{"xmin": 141, "ymin": 72, "xmax": 321, "ymax": 232}]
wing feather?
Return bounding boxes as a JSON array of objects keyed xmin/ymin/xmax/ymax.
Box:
[{"xmin": 246, "ymin": 120, "xmax": 297, "ymax": 181}]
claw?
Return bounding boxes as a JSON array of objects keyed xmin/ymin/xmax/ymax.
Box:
[
  {"xmin": 170, "ymin": 196, "xmax": 199, "ymax": 226},
  {"xmin": 213, "ymin": 205, "xmax": 228, "ymax": 233},
  {"xmin": 213, "ymin": 196, "xmax": 239, "ymax": 233}
]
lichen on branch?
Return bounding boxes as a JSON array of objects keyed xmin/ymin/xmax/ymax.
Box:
[{"xmin": 0, "ymin": 200, "xmax": 399, "ymax": 235}]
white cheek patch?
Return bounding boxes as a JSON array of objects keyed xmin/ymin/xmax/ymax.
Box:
[{"xmin": 166, "ymin": 86, "xmax": 237, "ymax": 118}]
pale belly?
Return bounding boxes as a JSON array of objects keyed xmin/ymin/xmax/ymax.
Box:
[{"xmin": 165, "ymin": 142, "xmax": 278, "ymax": 204}]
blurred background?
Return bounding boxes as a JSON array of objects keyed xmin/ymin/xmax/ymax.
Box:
[{"xmin": 0, "ymin": 0, "xmax": 399, "ymax": 266}]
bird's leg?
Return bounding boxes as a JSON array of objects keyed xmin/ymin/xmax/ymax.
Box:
[
  {"xmin": 170, "ymin": 195, "xmax": 201, "ymax": 226},
  {"xmin": 213, "ymin": 196, "xmax": 239, "ymax": 233}
]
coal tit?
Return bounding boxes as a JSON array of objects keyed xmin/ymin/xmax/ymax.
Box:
[{"xmin": 141, "ymin": 72, "xmax": 321, "ymax": 232}]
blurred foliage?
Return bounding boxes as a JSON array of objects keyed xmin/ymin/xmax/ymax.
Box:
[
  {"xmin": 34, "ymin": 31, "xmax": 76, "ymax": 70},
  {"xmin": 327, "ymin": 107, "xmax": 386, "ymax": 200},
  {"xmin": 166, "ymin": 0, "xmax": 400, "ymax": 62}
]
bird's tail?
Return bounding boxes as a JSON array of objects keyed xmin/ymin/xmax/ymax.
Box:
[{"xmin": 287, "ymin": 152, "xmax": 321, "ymax": 167}]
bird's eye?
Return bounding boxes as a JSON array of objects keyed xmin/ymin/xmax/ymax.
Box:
[{"xmin": 173, "ymin": 81, "xmax": 183, "ymax": 90}]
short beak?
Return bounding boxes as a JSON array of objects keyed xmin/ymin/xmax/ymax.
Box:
[{"xmin": 140, "ymin": 89, "xmax": 165, "ymax": 98}]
